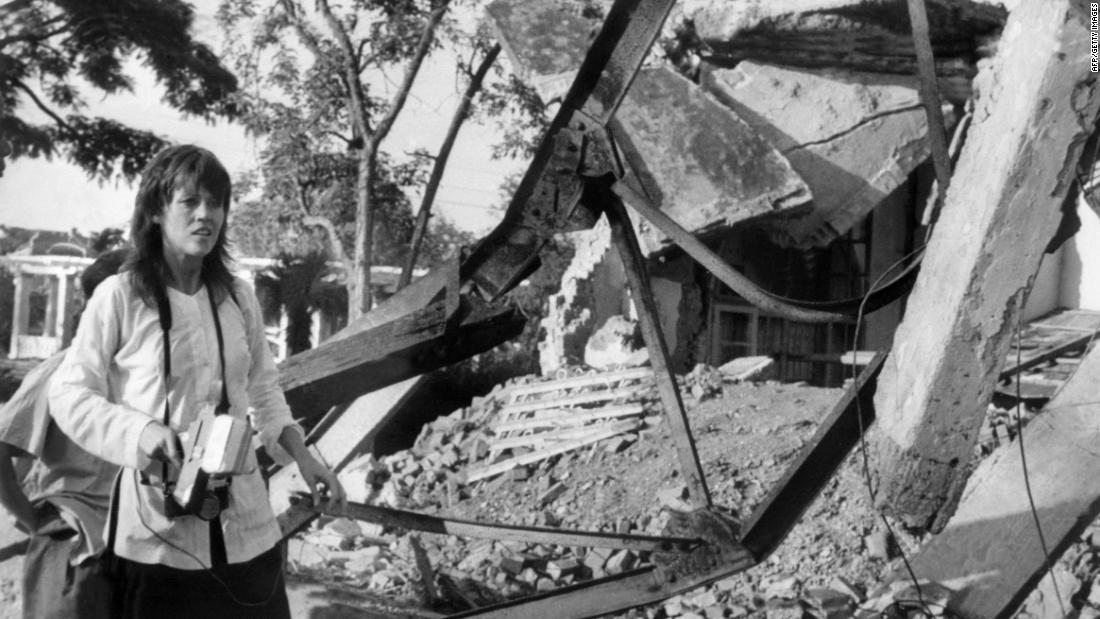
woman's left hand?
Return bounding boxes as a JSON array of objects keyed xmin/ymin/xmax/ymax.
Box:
[
  {"xmin": 278, "ymin": 426, "xmax": 347, "ymax": 510},
  {"xmin": 296, "ymin": 452, "xmax": 347, "ymax": 509}
]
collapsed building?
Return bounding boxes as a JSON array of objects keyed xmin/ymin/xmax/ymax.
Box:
[
  {"xmin": 255, "ymin": 0, "xmax": 1100, "ymax": 617},
  {"xmin": 525, "ymin": 0, "xmax": 1100, "ymax": 388}
]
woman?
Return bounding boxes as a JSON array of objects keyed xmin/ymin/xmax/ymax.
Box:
[{"xmin": 49, "ymin": 145, "xmax": 346, "ymax": 617}]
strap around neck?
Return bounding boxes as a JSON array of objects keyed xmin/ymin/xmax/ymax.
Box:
[{"xmin": 156, "ymin": 284, "xmax": 231, "ymax": 424}]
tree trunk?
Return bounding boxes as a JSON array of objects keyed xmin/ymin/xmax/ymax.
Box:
[
  {"xmin": 399, "ymin": 43, "xmax": 501, "ymax": 290},
  {"xmin": 351, "ymin": 152, "xmax": 376, "ymax": 318},
  {"xmin": 869, "ymin": 0, "xmax": 1100, "ymax": 531}
]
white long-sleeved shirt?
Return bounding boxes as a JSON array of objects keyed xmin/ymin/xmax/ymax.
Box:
[{"xmin": 49, "ymin": 272, "xmax": 301, "ymax": 569}]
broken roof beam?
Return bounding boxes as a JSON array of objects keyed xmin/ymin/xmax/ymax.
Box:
[
  {"xmin": 277, "ymin": 264, "xmax": 525, "ymax": 420},
  {"xmin": 487, "ymin": 0, "xmax": 812, "ymax": 256},
  {"xmin": 868, "ymin": 0, "xmax": 1100, "ymax": 531},
  {"xmin": 893, "ymin": 343, "xmax": 1100, "ymax": 618},
  {"xmin": 690, "ymin": 0, "xmax": 1005, "ymax": 101}
]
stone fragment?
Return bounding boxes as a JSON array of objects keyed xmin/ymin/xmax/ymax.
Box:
[
  {"xmin": 663, "ymin": 595, "xmax": 683, "ymax": 617},
  {"xmin": 605, "ymin": 549, "xmax": 638, "ymax": 574},
  {"xmin": 828, "ymin": 576, "xmax": 865, "ymax": 602},
  {"xmin": 717, "ymin": 356, "xmax": 775, "ymax": 383},
  {"xmin": 762, "ymin": 576, "xmax": 800, "ymax": 600},
  {"xmin": 803, "ymin": 587, "xmax": 854, "ymax": 617},
  {"xmin": 547, "ymin": 558, "xmax": 581, "ymax": 580},
  {"xmin": 692, "ymin": 590, "xmax": 718, "ymax": 608},
  {"xmin": 584, "ymin": 547, "xmax": 613, "ymax": 573},
  {"xmin": 863, "ymin": 531, "xmax": 893, "ymax": 561},
  {"xmin": 584, "ymin": 315, "xmax": 649, "ymax": 370},
  {"xmin": 657, "ymin": 485, "xmax": 693, "ymax": 512}
]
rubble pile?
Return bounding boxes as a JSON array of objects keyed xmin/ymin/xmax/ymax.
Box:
[
  {"xmin": 284, "ymin": 353, "xmax": 1100, "ymax": 618},
  {"xmin": 285, "ymin": 367, "xmax": 921, "ymax": 616}
]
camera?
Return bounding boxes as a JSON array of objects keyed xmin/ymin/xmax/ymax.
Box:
[{"xmin": 163, "ymin": 409, "xmax": 252, "ymax": 520}]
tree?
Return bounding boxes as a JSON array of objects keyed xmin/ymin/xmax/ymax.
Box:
[
  {"xmin": 218, "ymin": 0, "xmax": 452, "ymax": 319},
  {"xmin": 253, "ymin": 251, "xmax": 345, "ymax": 356},
  {"xmin": 0, "ymin": 0, "xmax": 238, "ymax": 181},
  {"xmin": 86, "ymin": 227, "xmax": 126, "ymax": 256}
]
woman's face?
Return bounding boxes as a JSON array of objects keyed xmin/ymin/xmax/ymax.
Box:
[{"xmin": 156, "ymin": 182, "xmax": 225, "ymax": 263}]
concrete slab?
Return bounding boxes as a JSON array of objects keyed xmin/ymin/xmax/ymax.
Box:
[{"xmin": 704, "ymin": 61, "xmax": 933, "ymax": 247}]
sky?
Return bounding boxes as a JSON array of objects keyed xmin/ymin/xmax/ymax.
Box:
[{"xmin": 0, "ymin": 2, "xmax": 523, "ymax": 239}]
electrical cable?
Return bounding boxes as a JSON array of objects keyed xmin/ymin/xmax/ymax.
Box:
[
  {"xmin": 1013, "ymin": 316, "xmax": 1067, "ymax": 617},
  {"xmin": 849, "ymin": 247, "xmax": 946, "ymax": 619},
  {"xmin": 131, "ymin": 470, "xmax": 284, "ymax": 609}
]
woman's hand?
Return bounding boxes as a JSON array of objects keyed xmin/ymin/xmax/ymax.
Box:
[
  {"xmin": 296, "ymin": 453, "xmax": 347, "ymax": 509},
  {"xmin": 138, "ymin": 421, "xmax": 182, "ymax": 467},
  {"xmin": 277, "ymin": 426, "xmax": 346, "ymax": 509}
]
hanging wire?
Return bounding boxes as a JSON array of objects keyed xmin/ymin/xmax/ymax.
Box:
[
  {"xmin": 849, "ymin": 247, "xmax": 941, "ymax": 618},
  {"xmin": 1013, "ymin": 313, "xmax": 1067, "ymax": 617}
]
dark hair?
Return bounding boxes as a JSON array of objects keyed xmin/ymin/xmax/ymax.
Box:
[
  {"xmin": 81, "ymin": 248, "xmax": 128, "ymax": 298},
  {"xmin": 124, "ymin": 145, "xmax": 235, "ymax": 310}
]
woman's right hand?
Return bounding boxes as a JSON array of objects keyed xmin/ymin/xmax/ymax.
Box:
[{"xmin": 138, "ymin": 422, "xmax": 182, "ymax": 467}]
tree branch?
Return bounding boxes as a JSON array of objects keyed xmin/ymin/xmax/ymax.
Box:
[
  {"xmin": 279, "ymin": 0, "xmax": 325, "ymax": 59},
  {"xmin": 0, "ymin": 22, "xmax": 69, "ymax": 48},
  {"xmin": 13, "ymin": 79, "xmax": 73, "ymax": 133},
  {"xmin": 369, "ymin": 0, "xmax": 451, "ymax": 150},
  {"xmin": 316, "ymin": 0, "xmax": 370, "ymax": 144},
  {"xmin": 399, "ymin": 42, "xmax": 500, "ymax": 288}
]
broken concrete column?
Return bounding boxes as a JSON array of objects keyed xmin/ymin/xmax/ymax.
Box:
[
  {"xmin": 704, "ymin": 61, "xmax": 937, "ymax": 248},
  {"xmin": 868, "ymin": 0, "xmax": 1100, "ymax": 530}
]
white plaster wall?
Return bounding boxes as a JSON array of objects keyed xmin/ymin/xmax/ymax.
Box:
[
  {"xmin": 864, "ymin": 188, "xmax": 910, "ymax": 350},
  {"xmin": 627, "ymin": 276, "xmax": 681, "ymax": 355},
  {"xmin": 1059, "ymin": 199, "xmax": 1100, "ymax": 310}
]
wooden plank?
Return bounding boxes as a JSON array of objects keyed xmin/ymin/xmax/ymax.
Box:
[
  {"xmin": 295, "ymin": 498, "xmax": 701, "ymax": 553},
  {"xmin": 492, "ymin": 404, "xmax": 645, "ymax": 433},
  {"xmin": 272, "ymin": 379, "xmax": 426, "ymax": 537},
  {"xmin": 308, "ymin": 376, "xmax": 427, "ymax": 471},
  {"xmin": 491, "ymin": 420, "xmax": 640, "ymax": 452},
  {"xmin": 501, "ymin": 367, "xmax": 654, "ymax": 399},
  {"xmin": 498, "ymin": 386, "xmax": 640, "ymax": 416},
  {"xmin": 1031, "ymin": 309, "xmax": 1100, "ymax": 332},
  {"xmin": 869, "ymin": 0, "xmax": 1100, "ymax": 530},
  {"xmin": 607, "ymin": 196, "xmax": 711, "ymax": 508},
  {"xmin": 900, "ymin": 345, "xmax": 1100, "ymax": 618},
  {"xmin": 999, "ymin": 332, "xmax": 1096, "ymax": 381},
  {"xmin": 465, "ymin": 420, "xmax": 640, "ymax": 483},
  {"xmin": 280, "ymin": 298, "xmax": 525, "ymax": 420}
]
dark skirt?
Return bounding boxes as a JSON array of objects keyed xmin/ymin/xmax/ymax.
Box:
[{"xmin": 113, "ymin": 544, "xmax": 290, "ymax": 619}]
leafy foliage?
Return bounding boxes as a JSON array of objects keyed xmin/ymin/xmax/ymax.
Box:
[
  {"xmin": 217, "ymin": 1, "xmax": 485, "ymax": 281},
  {"xmin": 253, "ymin": 251, "xmax": 345, "ymax": 355},
  {"xmin": 86, "ymin": 227, "xmax": 126, "ymax": 256},
  {"xmin": 0, "ymin": 0, "xmax": 239, "ymax": 180}
]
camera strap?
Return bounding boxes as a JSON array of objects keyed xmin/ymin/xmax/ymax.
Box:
[{"xmin": 157, "ymin": 284, "xmax": 231, "ymax": 570}]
